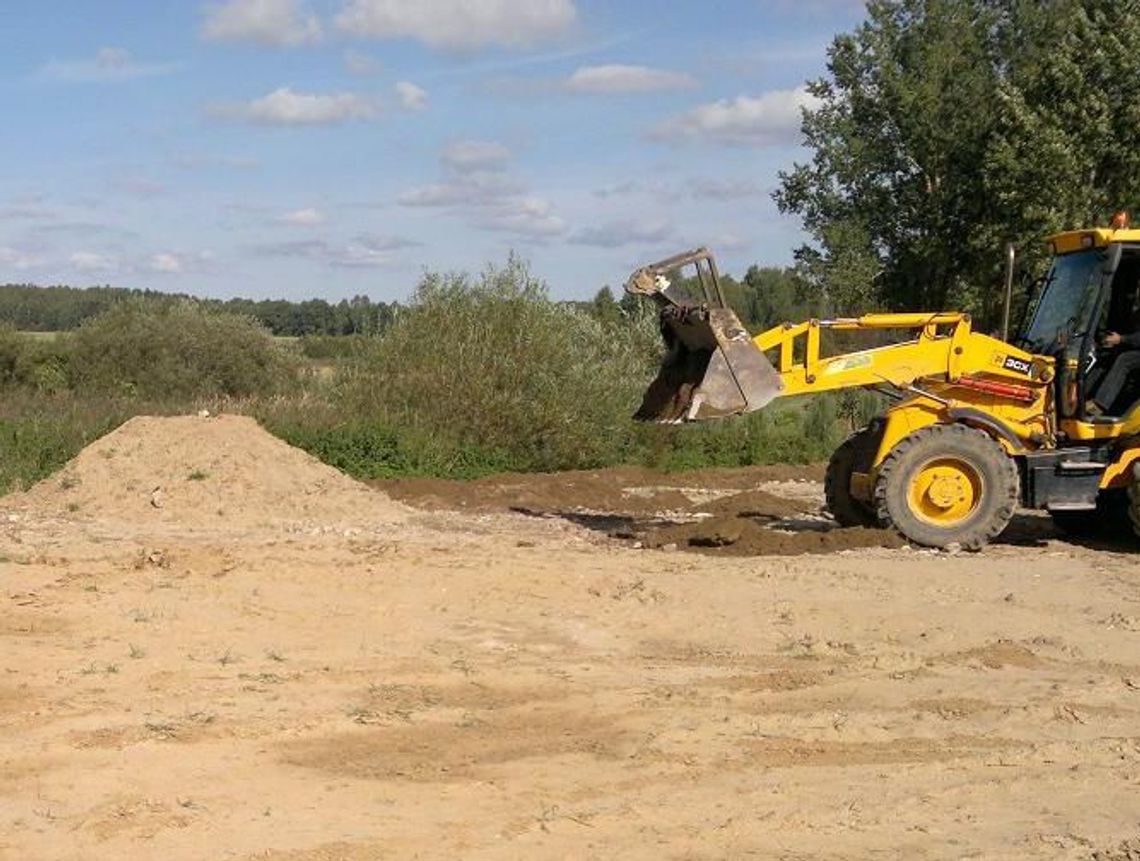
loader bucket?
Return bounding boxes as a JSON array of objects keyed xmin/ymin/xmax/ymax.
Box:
[{"xmin": 635, "ymin": 305, "xmax": 784, "ymax": 422}]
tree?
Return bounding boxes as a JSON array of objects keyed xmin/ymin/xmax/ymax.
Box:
[
  {"xmin": 776, "ymin": 0, "xmax": 1140, "ymax": 324},
  {"xmin": 741, "ymin": 265, "xmax": 820, "ymax": 329},
  {"xmin": 590, "ymin": 286, "xmax": 624, "ymax": 326}
]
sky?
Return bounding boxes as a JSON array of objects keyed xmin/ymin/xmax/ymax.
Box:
[{"xmin": 0, "ymin": 0, "xmax": 868, "ymax": 303}]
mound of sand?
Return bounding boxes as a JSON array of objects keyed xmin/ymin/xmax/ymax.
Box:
[
  {"xmin": 643, "ymin": 515, "xmax": 905, "ymax": 556},
  {"xmin": 13, "ymin": 414, "xmax": 411, "ymax": 529}
]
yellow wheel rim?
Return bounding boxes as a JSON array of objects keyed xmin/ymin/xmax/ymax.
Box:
[{"xmin": 907, "ymin": 457, "xmax": 983, "ymax": 527}]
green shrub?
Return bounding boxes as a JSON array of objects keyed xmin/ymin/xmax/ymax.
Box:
[
  {"xmin": 298, "ymin": 334, "xmax": 369, "ymax": 360},
  {"xmin": 339, "ymin": 255, "xmax": 661, "ymax": 472},
  {"xmin": 0, "ymin": 392, "xmax": 155, "ymax": 492},
  {"xmin": 0, "ymin": 323, "xmax": 22, "ymax": 386},
  {"xmin": 638, "ymin": 397, "xmax": 842, "ymax": 471},
  {"xmin": 69, "ymin": 300, "xmax": 297, "ymax": 400}
]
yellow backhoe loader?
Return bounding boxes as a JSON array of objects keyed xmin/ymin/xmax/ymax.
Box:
[{"xmin": 626, "ymin": 227, "xmax": 1140, "ymax": 550}]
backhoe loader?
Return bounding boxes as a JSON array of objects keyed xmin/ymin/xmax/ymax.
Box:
[{"xmin": 625, "ymin": 227, "xmax": 1140, "ymax": 550}]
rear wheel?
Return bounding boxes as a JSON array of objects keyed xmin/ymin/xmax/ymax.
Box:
[
  {"xmin": 825, "ymin": 425, "xmax": 881, "ymax": 527},
  {"xmin": 1128, "ymin": 463, "xmax": 1140, "ymax": 540},
  {"xmin": 874, "ymin": 424, "xmax": 1018, "ymax": 550}
]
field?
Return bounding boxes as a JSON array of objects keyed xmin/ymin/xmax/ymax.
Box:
[{"xmin": 2, "ymin": 414, "xmax": 1139, "ymax": 861}]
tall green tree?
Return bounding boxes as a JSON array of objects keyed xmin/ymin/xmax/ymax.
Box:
[{"xmin": 776, "ymin": 0, "xmax": 1140, "ymax": 324}]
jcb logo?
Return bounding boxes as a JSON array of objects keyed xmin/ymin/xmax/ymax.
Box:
[{"xmin": 1003, "ymin": 356, "xmax": 1032, "ymax": 376}]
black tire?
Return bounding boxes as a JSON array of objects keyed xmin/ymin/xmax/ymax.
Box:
[
  {"xmin": 874, "ymin": 424, "xmax": 1019, "ymax": 550},
  {"xmin": 1128, "ymin": 463, "xmax": 1140, "ymax": 541},
  {"xmin": 825, "ymin": 425, "xmax": 882, "ymax": 527}
]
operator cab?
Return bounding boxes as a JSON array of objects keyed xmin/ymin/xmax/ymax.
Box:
[{"xmin": 1027, "ymin": 223, "xmax": 1140, "ymax": 425}]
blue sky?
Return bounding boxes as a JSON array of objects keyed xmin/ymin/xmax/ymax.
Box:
[{"xmin": 0, "ymin": 0, "xmax": 867, "ymax": 302}]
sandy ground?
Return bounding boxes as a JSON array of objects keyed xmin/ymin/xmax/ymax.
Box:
[{"xmin": 2, "ymin": 415, "xmax": 1140, "ymax": 860}]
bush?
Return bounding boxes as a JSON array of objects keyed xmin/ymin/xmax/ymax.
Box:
[
  {"xmin": 69, "ymin": 300, "xmax": 297, "ymax": 400},
  {"xmin": 339, "ymin": 256, "xmax": 661, "ymax": 472},
  {"xmin": 298, "ymin": 334, "xmax": 370, "ymax": 360},
  {"xmin": 0, "ymin": 392, "xmax": 162, "ymax": 492},
  {"xmin": 0, "ymin": 323, "xmax": 22, "ymax": 386},
  {"xmin": 638, "ymin": 397, "xmax": 843, "ymax": 471}
]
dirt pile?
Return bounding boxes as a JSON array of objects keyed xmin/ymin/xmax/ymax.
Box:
[
  {"xmin": 12, "ymin": 414, "xmax": 411, "ymax": 528},
  {"xmin": 643, "ymin": 515, "xmax": 905, "ymax": 556},
  {"xmin": 634, "ymin": 484, "xmax": 905, "ymax": 556}
]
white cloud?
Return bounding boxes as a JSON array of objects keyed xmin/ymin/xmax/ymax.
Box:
[
  {"xmin": 475, "ymin": 196, "xmax": 565, "ymax": 237},
  {"xmin": 210, "ymin": 87, "xmax": 379, "ymax": 126},
  {"xmin": 398, "ymin": 171, "xmax": 523, "ymax": 208},
  {"xmin": 254, "ymin": 234, "xmax": 418, "ymax": 268},
  {"xmin": 564, "ymin": 64, "xmax": 696, "ymax": 94},
  {"xmin": 335, "ymin": 0, "xmax": 577, "ymax": 50},
  {"xmin": 343, "ymin": 49, "xmax": 382, "ymax": 76},
  {"xmin": 440, "ymin": 140, "xmax": 512, "ymax": 173},
  {"xmin": 277, "ymin": 207, "xmax": 327, "ymax": 226},
  {"xmin": 0, "ymin": 247, "xmax": 45, "ymax": 270},
  {"xmin": 69, "ymin": 251, "xmax": 118, "ymax": 272},
  {"xmin": 569, "ymin": 218, "xmax": 673, "ymax": 248},
  {"xmin": 149, "ymin": 253, "xmax": 185, "ymax": 273},
  {"xmin": 202, "ymin": 0, "xmax": 321, "ymax": 46},
  {"xmin": 399, "ymin": 142, "xmax": 564, "ymax": 238},
  {"xmin": 654, "ymin": 86, "xmax": 819, "ymax": 146},
  {"xmin": 689, "ymin": 178, "xmax": 767, "ymax": 199},
  {"xmin": 40, "ymin": 47, "xmax": 177, "ymax": 83},
  {"xmin": 394, "ymin": 81, "xmax": 428, "ymax": 111}
]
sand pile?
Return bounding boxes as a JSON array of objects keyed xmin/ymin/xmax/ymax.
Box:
[{"xmin": 13, "ymin": 414, "xmax": 411, "ymax": 529}]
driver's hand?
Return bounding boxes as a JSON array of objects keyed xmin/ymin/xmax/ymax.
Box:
[{"xmin": 1104, "ymin": 331, "xmax": 1123, "ymax": 348}]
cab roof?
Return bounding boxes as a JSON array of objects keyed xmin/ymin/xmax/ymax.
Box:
[{"xmin": 1048, "ymin": 226, "xmax": 1140, "ymax": 255}]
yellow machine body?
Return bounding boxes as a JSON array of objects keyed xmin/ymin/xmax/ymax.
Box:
[{"xmin": 744, "ymin": 310, "xmax": 1140, "ymax": 500}]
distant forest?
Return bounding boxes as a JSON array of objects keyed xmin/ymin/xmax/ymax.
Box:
[
  {"xmin": 0, "ymin": 283, "xmax": 397, "ymax": 337},
  {"xmin": 0, "ymin": 264, "xmax": 811, "ymax": 338}
]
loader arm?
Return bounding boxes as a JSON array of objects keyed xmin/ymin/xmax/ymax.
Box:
[
  {"xmin": 751, "ymin": 313, "xmax": 1020, "ymax": 396},
  {"xmin": 627, "ymin": 249, "xmax": 1052, "ymax": 441}
]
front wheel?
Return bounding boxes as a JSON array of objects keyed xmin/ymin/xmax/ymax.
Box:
[{"xmin": 874, "ymin": 424, "xmax": 1018, "ymax": 550}]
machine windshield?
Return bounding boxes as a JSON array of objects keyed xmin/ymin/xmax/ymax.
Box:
[{"xmin": 1021, "ymin": 250, "xmax": 1106, "ymax": 354}]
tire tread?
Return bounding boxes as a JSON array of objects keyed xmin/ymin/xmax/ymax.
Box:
[{"xmin": 873, "ymin": 424, "xmax": 1018, "ymax": 550}]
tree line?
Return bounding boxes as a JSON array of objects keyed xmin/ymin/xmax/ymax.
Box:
[
  {"xmin": 0, "ymin": 284, "xmax": 397, "ymax": 337},
  {"xmin": 0, "ymin": 263, "xmax": 817, "ymax": 341}
]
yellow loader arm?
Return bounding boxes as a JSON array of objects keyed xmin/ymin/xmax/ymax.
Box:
[
  {"xmin": 752, "ymin": 313, "xmax": 1044, "ymax": 397},
  {"xmin": 628, "ymin": 250, "xmax": 1051, "ymax": 447}
]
